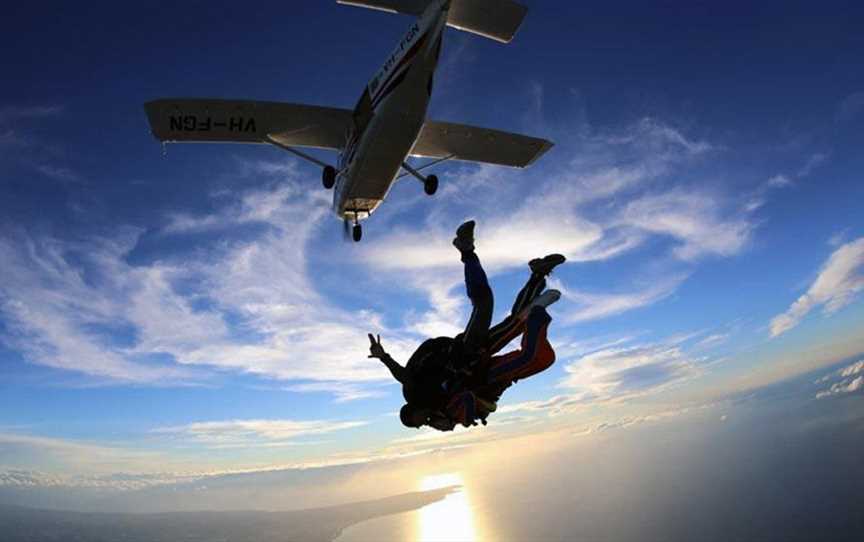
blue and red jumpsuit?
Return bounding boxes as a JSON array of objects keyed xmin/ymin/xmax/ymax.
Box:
[{"xmin": 442, "ymin": 249, "xmax": 556, "ymax": 427}]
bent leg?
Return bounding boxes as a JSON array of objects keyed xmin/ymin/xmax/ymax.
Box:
[
  {"xmin": 487, "ymin": 273, "xmax": 547, "ymax": 355},
  {"xmin": 487, "ymin": 307, "xmax": 555, "ymax": 384},
  {"xmin": 510, "ymin": 272, "xmax": 547, "ymax": 316}
]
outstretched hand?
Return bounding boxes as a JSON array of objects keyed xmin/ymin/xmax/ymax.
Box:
[{"xmin": 368, "ymin": 333, "xmax": 387, "ymax": 360}]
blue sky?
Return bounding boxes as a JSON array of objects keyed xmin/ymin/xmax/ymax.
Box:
[{"xmin": 1, "ymin": 0, "xmax": 864, "ymax": 496}]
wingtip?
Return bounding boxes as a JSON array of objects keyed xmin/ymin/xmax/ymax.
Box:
[
  {"xmin": 525, "ymin": 139, "xmax": 554, "ymax": 167},
  {"xmin": 142, "ymin": 99, "xmax": 170, "ymax": 142}
]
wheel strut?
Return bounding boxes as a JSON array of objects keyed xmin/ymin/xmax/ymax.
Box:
[
  {"xmin": 401, "ymin": 161, "xmax": 439, "ymax": 196},
  {"xmin": 351, "ymin": 211, "xmax": 362, "ymax": 242}
]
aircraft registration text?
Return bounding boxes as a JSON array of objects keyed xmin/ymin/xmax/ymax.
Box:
[{"xmin": 169, "ymin": 116, "xmax": 257, "ymax": 133}]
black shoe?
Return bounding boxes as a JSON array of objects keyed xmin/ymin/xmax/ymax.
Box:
[
  {"xmin": 453, "ymin": 220, "xmax": 476, "ymax": 252},
  {"xmin": 529, "ymin": 254, "xmax": 566, "ymax": 277}
]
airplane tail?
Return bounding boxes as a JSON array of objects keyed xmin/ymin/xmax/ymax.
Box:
[{"xmin": 337, "ymin": 0, "xmax": 528, "ymax": 43}]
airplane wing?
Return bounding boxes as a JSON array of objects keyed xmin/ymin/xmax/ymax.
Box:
[
  {"xmin": 410, "ymin": 120, "xmax": 553, "ymax": 168},
  {"xmin": 144, "ymin": 99, "xmax": 354, "ymax": 151}
]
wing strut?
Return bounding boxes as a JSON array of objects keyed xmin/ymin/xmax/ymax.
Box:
[
  {"xmin": 395, "ymin": 154, "xmax": 455, "ymax": 180},
  {"xmin": 265, "ymin": 135, "xmax": 334, "ymax": 169}
]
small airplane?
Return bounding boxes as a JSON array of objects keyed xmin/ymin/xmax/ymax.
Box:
[{"xmin": 144, "ymin": 0, "xmax": 553, "ymax": 242}]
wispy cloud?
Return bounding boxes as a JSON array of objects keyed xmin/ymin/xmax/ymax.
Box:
[
  {"xmin": 770, "ymin": 237, "xmax": 864, "ymax": 337},
  {"xmin": 558, "ymin": 341, "xmax": 702, "ymax": 403},
  {"xmin": 0, "ymin": 105, "xmax": 62, "ymax": 123},
  {"xmin": 34, "ymin": 163, "xmax": 80, "ymax": 182},
  {"xmin": 153, "ymin": 418, "xmax": 367, "ymax": 448},
  {"xmin": 364, "ymin": 117, "xmax": 731, "ymax": 271},
  {"xmin": 616, "ymin": 189, "xmax": 753, "ymax": 260},
  {"xmin": 0, "ymin": 104, "xmax": 85, "ymax": 191},
  {"xmin": 163, "ymin": 165, "xmax": 309, "ymax": 233},
  {"xmin": 796, "ymin": 152, "xmax": 828, "ymax": 178},
  {"xmin": 0, "ymin": 168, "xmax": 422, "ymax": 392},
  {"xmin": 0, "ymin": 232, "xmax": 198, "ymax": 382},
  {"xmin": 554, "ymin": 274, "xmax": 686, "ymax": 323},
  {"xmin": 748, "ymin": 151, "xmax": 827, "ymax": 212},
  {"xmin": 284, "ymin": 381, "xmax": 390, "ymax": 402},
  {"xmin": 694, "ymin": 333, "xmax": 730, "ymax": 350}
]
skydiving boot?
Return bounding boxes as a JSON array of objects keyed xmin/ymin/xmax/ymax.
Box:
[
  {"xmin": 529, "ymin": 254, "xmax": 566, "ymax": 277},
  {"xmin": 515, "ymin": 289, "xmax": 561, "ymax": 323},
  {"xmin": 452, "ymin": 220, "xmax": 476, "ymax": 253}
]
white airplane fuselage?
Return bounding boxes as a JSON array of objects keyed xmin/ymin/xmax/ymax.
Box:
[{"xmin": 333, "ymin": 0, "xmax": 448, "ymax": 222}]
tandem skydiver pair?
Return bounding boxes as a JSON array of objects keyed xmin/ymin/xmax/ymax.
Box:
[{"xmin": 369, "ymin": 220, "xmax": 565, "ymax": 431}]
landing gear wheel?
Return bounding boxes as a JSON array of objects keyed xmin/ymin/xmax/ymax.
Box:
[
  {"xmin": 322, "ymin": 166, "xmax": 336, "ymax": 189},
  {"xmin": 424, "ymin": 175, "xmax": 438, "ymax": 196},
  {"xmin": 352, "ymin": 223, "xmax": 362, "ymax": 242}
]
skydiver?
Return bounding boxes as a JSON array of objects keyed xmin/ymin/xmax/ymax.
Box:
[{"xmin": 368, "ymin": 220, "xmax": 564, "ymax": 430}]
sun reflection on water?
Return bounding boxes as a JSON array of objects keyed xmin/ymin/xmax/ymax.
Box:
[{"xmin": 417, "ymin": 473, "xmax": 477, "ymax": 542}]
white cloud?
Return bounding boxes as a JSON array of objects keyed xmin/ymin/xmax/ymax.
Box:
[
  {"xmin": 815, "ymin": 360, "xmax": 864, "ymax": 399},
  {"xmin": 552, "ymin": 335, "xmax": 638, "ymax": 360},
  {"xmin": 554, "ymin": 274, "xmax": 686, "ymax": 323},
  {"xmin": 616, "ymin": 190, "xmax": 752, "ymax": 260},
  {"xmin": 634, "ymin": 117, "xmax": 715, "ymax": 155},
  {"xmin": 595, "ymin": 117, "xmax": 715, "ymax": 156},
  {"xmin": 0, "ymin": 233, "xmax": 197, "ymax": 382},
  {"xmin": 0, "ymin": 175, "xmax": 418, "ymax": 389},
  {"xmin": 164, "ymin": 176, "xmax": 310, "ymax": 233},
  {"xmin": 770, "ymin": 237, "xmax": 864, "ymax": 337},
  {"xmin": 558, "ymin": 342, "xmax": 701, "ymax": 403},
  {"xmin": 399, "ymin": 269, "xmax": 468, "ymax": 338},
  {"xmin": 838, "ymin": 359, "xmax": 864, "ymax": 378},
  {"xmin": 154, "ymin": 418, "xmax": 367, "ymax": 448}
]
